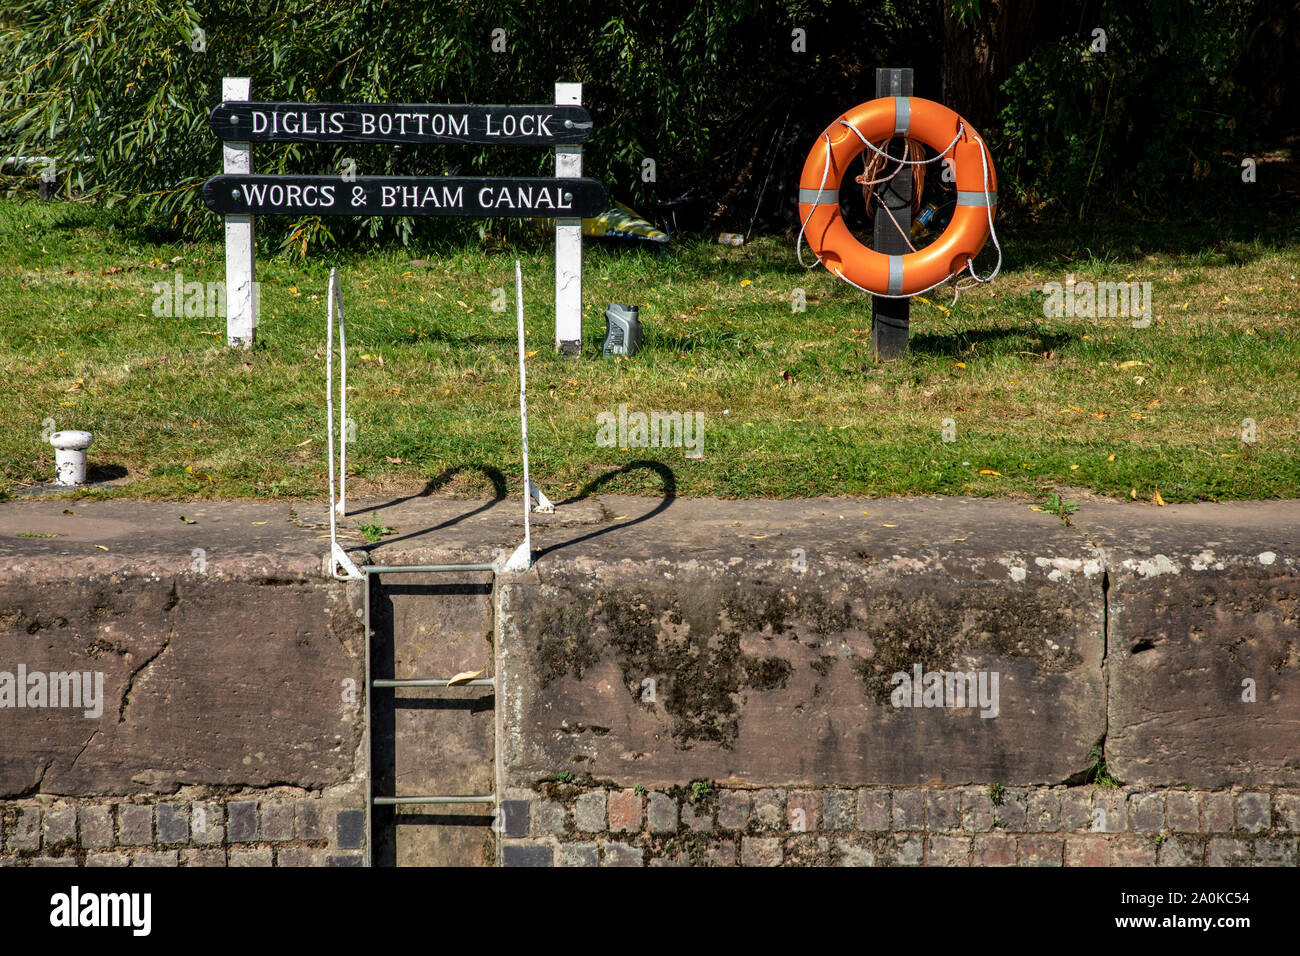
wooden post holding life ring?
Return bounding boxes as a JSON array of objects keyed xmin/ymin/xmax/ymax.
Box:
[{"xmin": 798, "ymin": 96, "xmax": 997, "ymax": 298}]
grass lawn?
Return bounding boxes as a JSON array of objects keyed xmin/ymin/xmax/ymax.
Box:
[{"xmin": 1, "ymin": 196, "xmax": 1297, "ymax": 504}]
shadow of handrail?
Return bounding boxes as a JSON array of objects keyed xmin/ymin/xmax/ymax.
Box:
[{"xmin": 535, "ymin": 459, "xmax": 677, "ymax": 561}]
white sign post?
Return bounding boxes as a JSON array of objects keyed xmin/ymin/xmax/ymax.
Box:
[
  {"xmin": 554, "ymin": 82, "xmax": 583, "ymax": 356},
  {"xmin": 222, "ymin": 77, "xmax": 258, "ymax": 348}
]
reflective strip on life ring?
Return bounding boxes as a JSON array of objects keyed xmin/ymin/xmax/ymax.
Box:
[{"xmin": 798, "ymin": 97, "xmax": 997, "ymax": 297}]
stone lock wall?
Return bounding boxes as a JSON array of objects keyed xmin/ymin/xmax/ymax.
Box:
[{"xmin": 3, "ymin": 496, "xmax": 1297, "ymax": 866}]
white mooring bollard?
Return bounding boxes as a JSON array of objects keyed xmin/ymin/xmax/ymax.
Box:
[{"xmin": 49, "ymin": 430, "xmax": 93, "ymax": 486}]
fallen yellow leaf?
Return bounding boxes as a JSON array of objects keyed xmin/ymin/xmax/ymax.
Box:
[
  {"xmin": 1115, "ymin": 360, "xmax": 1146, "ymax": 369},
  {"xmin": 1153, "ymin": 489, "xmax": 1166, "ymax": 506},
  {"xmin": 252, "ymin": 521, "xmax": 268, "ymax": 525},
  {"xmin": 446, "ymin": 670, "xmax": 483, "ymax": 686},
  {"xmin": 978, "ymin": 468, "xmax": 1001, "ymax": 475},
  {"xmin": 94, "ymin": 545, "xmax": 109, "ymax": 551}
]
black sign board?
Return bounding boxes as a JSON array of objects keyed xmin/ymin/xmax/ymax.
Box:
[
  {"xmin": 202, "ymin": 174, "xmax": 607, "ymax": 218},
  {"xmin": 209, "ymin": 102, "xmax": 594, "ymax": 145}
]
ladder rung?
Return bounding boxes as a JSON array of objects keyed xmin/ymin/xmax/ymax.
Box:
[
  {"xmin": 374, "ymin": 795, "xmax": 495, "ymax": 805},
  {"xmin": 373, "ymin": 678, "xmax": 495, "ymax": 688},
  {"xmin": 364, "ymin": 563, "xmax": 497, "ymax": 574}
]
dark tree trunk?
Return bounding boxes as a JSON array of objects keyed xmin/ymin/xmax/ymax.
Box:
[{"xmin": 940, "ymin": 0, "xmax": 1045, "ymax": 134}]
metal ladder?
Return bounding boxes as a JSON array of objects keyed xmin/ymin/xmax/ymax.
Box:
[{"xmin": 361, "ymin": 561, "xmax": 503, "ymax": 867}]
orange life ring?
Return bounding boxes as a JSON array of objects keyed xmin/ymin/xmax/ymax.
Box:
[{"xmin": 798, "ymin": 96, "xmax": 997, "ymax": 297}]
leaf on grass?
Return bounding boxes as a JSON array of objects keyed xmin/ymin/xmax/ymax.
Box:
[
  {"xmin": 1115, "ymin": 360, "xmax": 1146, "ymax": 369},
  {"xmin": 386, "ymin": 456, "xmax": 405, "ymax": 464},
  {"xmin": 446, "ymin": 670, "xmax": 483, "ymax": 686},
  {"xmin": 185, "ymin": 465, "xmax": 213, "ymax": 484},
  {"xmin": 1153, "ymin": 489, "xmax": 1166, "ymax": 507},
  {"xmin": 978, "ymin": 468, "xmax": 1001, "ymax": 475},
  {"xmin": 296, "ymin": 438, "xmax": 312, "ymax": 447}
]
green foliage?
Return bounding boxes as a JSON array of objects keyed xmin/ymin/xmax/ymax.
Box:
[
  {"xmin": 1039, "ymin": 492, "xmax": 1079, "ymax": 525},
  {"xmin": 987, "ymin": 781, "xmax": 1005, "ymax": 805},
  {"xmin": 1084, "ymin": 746, "xmax": 1123, "ymax": 788},
  {"xmin": 356, "ymin": 510, "xmax": 394, "ymax": 542},
  {"xmin": 996, "ymin": 0, "xmax": 1263, "ymax": 219},
  {"xmin": 689, "ymin": 780, "xmax": 712, "ymax": 803}
]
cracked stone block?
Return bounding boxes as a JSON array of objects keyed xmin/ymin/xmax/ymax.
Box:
[
  {"xmin": 891, "ymin": 790, "xmax": 924, "ymax": 830},
  {"xmin": 925, "ymin": 790, "xmax": 962, "ymax": 831},
  {"xmin": 681, "ymin": 800, "xmax": 712, "ymax": 832},
  {"xmin": 740, "ymin": 836, "xmax": 783, "ymax": 867},
  {"xmin": 1253, "ymin": 838, "xmax": 1297, "ymax": 866},
  {"xmin": 1236, "ymin": 792, "xmax": 1270, "ymax": 832},
  {"xmin": 226, "ymin": 801, "xmax": 258, "ymax": 842},
  {"xmin": 502, "ymin": 843, "xmax": 553, "ymax": 867},
  {"xmin": 859, "ymin": 789, "xmax": 891, "ymax": 831},
  {"xmin": 180, "ymin": 848, "xmax": 227, "ymax": 867},
  {"xmin": 335, "ymin": 809, "xmax": 364, "ymax": 849},
  {"xmin": 1165, "ymin": 791, "xmax": 1198, "ymax": 833},
  {"xmin": 753, "ymin": 790, "xmax": 786, "ymax": 829},
  {"xmin": 85, "ymin": 852, "xmax": 131, "ymax": 867},
  {"xmin": 607, "ymin": 790, "xmax": 643, "ymax": 833},
  {"xmin": 1206, "ymin": 837, "xmax": 1252, "ymax": 866},
  {"xmin": 718, "ymin": 790, "xmax": 752, "ymax": 831},
  {"xmin": 191, "ymin": 802, "xmax": 225, "ymax": 845},
  {"xmin": 500, "ymin": 799, "xmax": 531, "ymax": 839},
  {"xmin": 836, "ymin": 838, "xmax": 876, "ymax": 867},
  {"xmin": 275, "ymin": 847, "xmax": 325, "ymax": 867},
  {"xmin": 993, "ymin": 791, "xmax": 1027, "ymax": 832},
  {"xmin": 1065, "ymin": 835, "xmax": 1110, "ymax": 866},
  {"xmin": 1129, "ymin": 792, "xmax": 1165, "ymax": 832},
  {"xmin": 1276, "ymin": 793, "xmax": 1300, "ymax": 832},
  {"xmin": 229, "ymin": 847, "xmax": 273, "ymax": 867},
  {"xmin": 117, "ymin": 804, "xmax": 153, "ymax": 845},
  {"xmin": 559, "ymin": 842, "xmax": 599, "ymax": 867},
  {"xmin": 1026, "ymin": 790, "xmax": 1061, "ymax": 832},
  {"xmin": 574, "ymin": 791, "xmax": 607, "ymax": 832},
  {"xmin": 42, "ymin": 804, "xmax": 76, "ymax": 850},
  {"xmin": 960, "ymin": 788, "xmax": 993, "ymax": 832},
  {"xmin": 972, "ymin": 833, "xmax": 1015, "ymax": 866},
  {"xmin": 5, "ymin": 806, "xmax": 41, "ymax": 852},
  {"xmin": 647, "ymin": 793, "xmax": 677, "ymax": 834},
  {"xmin": 786, "ymin": 791, "xmax": 821, "ymax": 832},
  {"xmin": 156, "ymin": 803, "xmax": 190, "ymax": 844},
  {"xmin": 601, "ymin": 842, "xmax": 643, "ymax": 866},
  {"xmin": 1156, "ymin": 837, "xmax": 1202, "ymax": 867},
  {"xmin": 1200, "ymin": 792, "xmax": 1234, "ymax": 833},
  {"xmin": 1111, "ymin": 836, "xmax": 1156, "ymax": 866},
  {"xmin": 78, "ymin": 805, "xmax": 114, "ymax": 849},
  {"xmin": 295, "ymin": 802, "xmax": 322, "ymax": 841},
  {"xmin": 1059, "ymin": 790, "xmax": 1091, "ymax": 831},
  {"xmin": 1106, "ymin": 538, "xmax": 1300, "ymax": 788},
  {"xmin": 132, "ymin": 850, "xmax": 178, "ymax": 867},
  {"xmin": 701, "ymin": 838, "xmax": 736, "ymax": 866},
  {"xmin": 926, "ymin": 835, "xmax": 971, "ymax": 866},
  {"xmin": 822, "ymin": 790, "xmax": 856, "ymax": 831},
  {"xmin": 884, "ymin": 833, "xmax": 924, "ymax": 866},
  {"xmin": 533, "ymin": 798, "xmax": 568, "ymax": 836},
  {"xmin": 1018, "ymin": 836, "xmax": 1064, "ymax": 866},
  {"xmin": 261, "ymin": 803, "xmax": 295, "ymax": 842}
]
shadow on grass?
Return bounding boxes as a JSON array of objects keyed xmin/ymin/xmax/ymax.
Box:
[
  {"xmin": 536, "ymin": 459, "xmax": 677, "ymax": 561},
  {"xmin": 908, "ymin": 325, "xmax": 1076, "ymax": 358}
]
